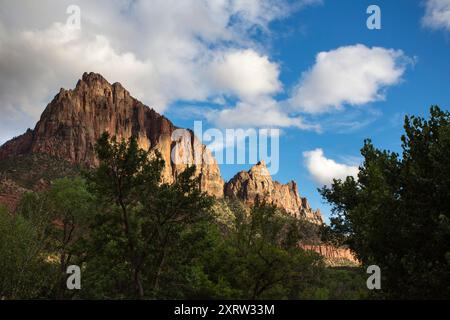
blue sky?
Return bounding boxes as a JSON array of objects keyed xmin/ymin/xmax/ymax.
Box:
[
  {"xmin": 167, "ymin": 0, "xmax": 450, "ymax": 221},
  {"xmin": 1, "ymin": 0, "xmax": 449, "ymax": 222}
]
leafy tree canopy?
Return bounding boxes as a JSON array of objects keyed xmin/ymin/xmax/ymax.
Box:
[{"xmin": 321, "ymin": 106, "xmax": 450, "ymax": 299}]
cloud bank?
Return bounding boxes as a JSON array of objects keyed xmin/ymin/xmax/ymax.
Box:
[
  {"xmin": 0, "ymin": 1, "xmax": 411, "ymax": 145},
  {"xmin": 1, "ymin": 0, "xmax": 322, "ymax": 142}
]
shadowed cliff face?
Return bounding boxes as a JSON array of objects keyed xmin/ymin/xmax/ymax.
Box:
[{"xmin": 0, "ymin": 72, "xmax": 323, "ymax": 225}]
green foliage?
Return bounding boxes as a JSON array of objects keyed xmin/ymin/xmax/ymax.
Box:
[
  {"xmin": 0, "ymin": 205, "xmax": 54, "ymax": 299},
  {"xmin": 321, "ymin": 106, "xmax": 450, "ymax": 299},
  {"xmin": 0, "ymin": 132, "xmax": 372, "ymax": 300},
  {"xmin": 80, "ymin": 133, "xmax": 214, "ymax": 299},
  {"xmin": 300, "ymin": 267, "xmax": 368, "ymax": 300},
  {"xmin": 193, "ymin": 204, "xmax": 326, "ymax": 299},
  {"xmin": 78, "ymin": 133, "xmax": 358, "ymax": 300},
  {"xmin": 17, "ymin": 177, "xmax": 94, "ymax": 298}
]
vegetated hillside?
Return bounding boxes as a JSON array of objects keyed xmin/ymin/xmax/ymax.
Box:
[
  {"xmin": 0, "ymin": 153, "xmax": 80, "ymax": 189},
  {"xmin": 0, "ymin": 153, "xmax": 80, "ymax": 212}
]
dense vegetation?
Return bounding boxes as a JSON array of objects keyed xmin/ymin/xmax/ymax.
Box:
[
  {"xmin": 0, "ymin": 133, "xmax": 367, "ymax": 300},
  {"xmin": 321, "ymin": 106, "xmax": 450, "ymax": 299},
  {"xmin": 2, "ymin": 106, "xmax": 447, "ymax": 299}
]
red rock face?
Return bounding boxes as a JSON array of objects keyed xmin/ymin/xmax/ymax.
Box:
[
  {"xmin": 300, "ymin": 244, "xmax": 359, "ymax": 266},
  {"xmin": 0, "ymin": 129, "xmax": 33, "ymax": 160},
  {"xmin": 0, "ymin": 72, "xmax": 339, "ymax": 260},
  {"xmin": 224, "ymin": 161, "xmax": 323, "ymax": 224},
  {"xmin": 0, "ymin": 72, "xmax": 224, "ymax": 197},
  {"xmin": 0, "ymin": 72, "xmax": 323, "ymax": 224}
]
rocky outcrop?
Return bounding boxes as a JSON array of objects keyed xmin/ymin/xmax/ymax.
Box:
[
  {"xmin": 301, "ymin": 244, "xmax": 359, "ymax": 266},
  {"xmin": 225, "ymin": 161, "xmax": 323, "ymax": 224},
  {"xmin": 0, "ymin": 72, "xmax": 224, "ymax": 197},
  {"xmin": 0, "ymin": 72, "xmax": 338, "ymax": 260},
  {"xmin": 0, "ymin": 72, "xmax": 322, "ymax": 224},
  {"xmin": 0, "ymin": 129, "xmax": 33, "ymax": 160}
]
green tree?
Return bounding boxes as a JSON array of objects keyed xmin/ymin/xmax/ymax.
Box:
[
  {"xmin": 19, "ymin": 178, "xmax": 93, "ymax": 298},
  {"xmin": 0, "ymin": 205, "xmax": 54, "ymax": 299},
  {"xmin": 82, "ymin": 132, "xmax": 213, "ymax": 299},
  {"xmin": 202, "ymin": 202, "xmax": 324, "ymax": 299},
  {"xmin": 320, "ymin": 106, "xmax": 450, "ymax": 299}
]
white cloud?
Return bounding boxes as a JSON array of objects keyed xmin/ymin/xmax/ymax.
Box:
[
  {"xmin": 423, "ymin": 0, "xmax": 450, "ymax": 31},
  {"xmin": 290, "ymin": 44, "xmax": 410, "ymax": 114},
  {"xmin": 206, "ymin": 97, "xmax": 320, "ymax": 131},
  {"xmin": 303, "ymin": 148, "xmax": 359, "ymax": 186},
  {"xmin": 1, "ymin": 0, "xmax": 322, "ymax": 141},
  {"xmin": 19, "ymin": 23, "xmax": 156, "ymax": 106},
  {"xmin": 209, "ymin": 49, "xmax": 281, "ymax": 100}
]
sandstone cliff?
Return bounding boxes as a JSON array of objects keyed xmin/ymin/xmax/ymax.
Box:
[
  {"xmin": 300, "ymin": 244, "xmax": 359, "ymax": 266},
  {"xmin": 225, "ymin": 161, "xmax": 323, "ymax": 224},
  {"xmin": 0, "ymin": 72, "xmax": 224, "ymax": 198},
  {"xmin": 0, "ymin": 72, "xmax": 352, "ymax": 261},
  {"xmin": 0, "ymin": 72, "xmax": 324, "ymax": 225}
]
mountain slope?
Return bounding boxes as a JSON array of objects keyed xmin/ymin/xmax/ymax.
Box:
[
  {"xmin": 0, "ymin": 72, "xmax": 224, "ymax": 198},
  {"xmin": 0, "ymin": 72, "xmax": 322, "ymax": 225}
]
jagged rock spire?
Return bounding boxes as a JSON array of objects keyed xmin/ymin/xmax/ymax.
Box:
[{"xmin": 225, "ymin": 162, "xmax": 323, "ymax": 224}]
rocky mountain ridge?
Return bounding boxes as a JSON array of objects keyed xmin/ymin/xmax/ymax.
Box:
[
  {"xmin": 0, "ymin": 72, "xmax": 224, "ymax": 198},
  {"xmin": 225, "ymin": 161, "xmax": 323, "ymax": 224},
  {"xmin": 0, "ymin": 72, "xmax": 321, "ymax": 226}
]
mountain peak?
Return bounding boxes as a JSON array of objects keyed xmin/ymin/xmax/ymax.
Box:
[
  {"xmin": 0, "ymin": 73, "xmax": 225, "ymax": 198},
  {"xmin": 81, "ymin": 71, "xmax": 109, "ymax": 83},
  {"xmin": 73, "ymin": 72, "xmax": 128, "ymax": 96},
  {"xmin": 256, "ymin": 160, "xmax": 266, "ymax": 166},
  {"xmin": 80, "ymin": 72, "xmax": 124, "ymax": 88},
  {"xmin": 249, "ymin": 160, "xmax": 271, "ymax": 178},
  {"xmin": 0, "ymin": 73, "xmax": 322, "ymax": 224},
  {"xmin": 225, "ymin": 163, "xmax": 323, "ymax": 224}
]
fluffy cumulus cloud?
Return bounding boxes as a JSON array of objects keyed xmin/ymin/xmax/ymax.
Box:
[
  {"xmin": 290, "ymin": 44, "xmax": 410, "ymax": 114},
  {"xmin": 209, "ymin": 49, "xmax": 281, "ymax": 100},
  {"xmin": 0, "ymin": 0, "xmax": 322, "ymax": 143},
  {"xmin": 423, "ymin": 0, "xmax": 450, "ymax": 31},
  {"xmin": 303, "ymin": 148, "xmax": 359, "ymax": 186}
]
